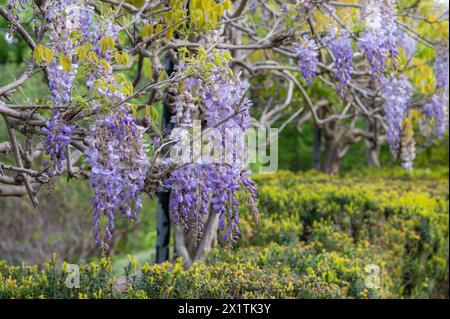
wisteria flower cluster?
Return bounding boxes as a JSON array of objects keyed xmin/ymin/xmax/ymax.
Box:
[
  {"xmin": 46, "ymin": 0, "xmax": 80, "ymax": 105},
  {"xmin": 79, "ymin": 10, "xmax": 147, "ymax": 250},
  {"xmin": 400, "ymin": 116, "xmax": 416, "ymax": 172},
  {"xmin": 6, "ymin": 0, "xmax": 30, "ymax": 34},
  {"xmin": 400, "ymin": 130, "xmax": 416, "ymax": 171},
  {"xmin": 171, "ymin": 90, "xmax": 199, "ymax": 128},
  {"xmin": 324, "ymin": 29, "xmax": 354, "ymax": 98},
  {"xmin": 420, "ymin": 44, "xmax": 449, "ymax": 142},
  {"xmin": 358, "ymin": 0, "xmax": 398, "ymax": 77},
  {"xmin": 85, "ymin": 109, "xmax": 148, "ymax": 251},
  {"xmin": 294, "ymin": 36, "xmax": 319, "ymax": 85},
  {"xmin": 397, "ymin": 30, "xmax": 416, "ymax": 58},
  {"xmin": 42, "ymin": 113, "xmax": 76, "ymax": 174},
  {"xmin": 382, "ymin": 75, "xmax": 413, "ymax": 153},
  {"xmin": 32, "ymin": 0, "xmax": 148, "ymax": 250},
  {"xmin": 165, "ymin": 46, "xmax": 257, "ymax": 247},
  {"xmin": 435, "ymin": 45, "xmax": 449, "ymax": 92},
  {"xmin": 423, "ymin": 93, "xmax": 449, "ymax": 140},
  {"xmin": 41, "ymin": 1, "xmax": 81, "ymax": 178}
]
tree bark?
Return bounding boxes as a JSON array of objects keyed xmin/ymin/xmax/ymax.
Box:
[
  {"xmin": 365, "ymin": 120, "xmax": 381, "ymax": 168},
  {"xmin": 324, "ymin": 140, "xmax": 340, "ymax": 175},
  {"xmin": 323, "ymin": 121, "xmax": 341, "ymax": 176},
  {"xmin": 366, "ymin": 143, "xmax": 381, "ymax": 168},
  {"xmin": 171, "ymin": 197, "xmax": 219, "ymax": 268}
]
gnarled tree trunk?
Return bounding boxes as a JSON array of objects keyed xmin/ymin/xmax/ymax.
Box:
[
  {"xmin": 171, "ymin": 199, "xmax": 219, "ymax": 268},
  {"xmin": 323, "ymin": 121, "xmax": 341, "ymax": 176},
  {"xmin": 364, "ymin": 118, "xmax": 381, "ymax": 168},
  {"xmin": 324, "ymin": 140, "xmax": 341, "ymax": 175}
]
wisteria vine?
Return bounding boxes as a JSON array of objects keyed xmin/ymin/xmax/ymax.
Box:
[{"xmin": 165, "ymin": 43, "xmax": 258, "ymax": 247}]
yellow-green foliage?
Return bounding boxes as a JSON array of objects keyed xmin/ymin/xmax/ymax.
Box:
[
  {"xmin": 0, "ymin": 255, "xmax": 113, "ymax": 299},
  {"xmin": 0, "ymin": 169, "xmax": 448, "ymax": 299},
  {"xmin": 127, "ymin": 253, "xmax": 348, "ymax": 299},
  {"xmin": 237, "ymin": 169, "xmax": 449, "ymax": 298}
]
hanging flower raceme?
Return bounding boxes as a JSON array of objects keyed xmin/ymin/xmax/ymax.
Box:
[
  {"xmin": 382, "ymin": 75, "xmax": 413, "ymax": 153},
  {"xmin": 41, "ymin": 0, "xmax": 84, "ymax": 178},
  {"xmin": 397, "ymin": 30, "xmax": 416, "ymax": 58},
  {"xmin": 6, "ymin": 0, "xmax": 31, "ymax": 34},
  {"xmin": 435, "ymin": 45, "xmax": 449, "ymax": 92},
  {"xmin": 165, "ymin": 45, "xmax": 258, "ymax": 248},
  {"xmin": 85, "ymin": 109, "xmax": 148, "ymax": 251},
  {"xmin": 294, "ymin": 36, "xmax": 319, "ymax": 85},
  {"xmin": 423, "ymin": 92, "xmax": 449, "ymax": 140},
  {"xmin": 400, "ymin": 133, "xmax": 416, "ymax": 171},
  {"xmin": 80, "ymin": 15, "xmax": 147, "ymax": 251},
  {"xmin": 324, "ymin": 29, "xmax": 354, "ymax": 98},
  {"xmin": 358, "ymin": 0, "xmax": 398, "ymax": 77},
  {"xmin": 35, "ymin": 0, "xmax": 147, "ymax": 250},
  {"xmin": 46, "ymin": 0, "xmax": 94, "ymax": 98},
  {"xmin": 418, "ymin": 44, "xmax": 449, "ymax": 143},
  {"xmin": 42, "ymin": 113, "xmax": 76, "ymax": 174}
]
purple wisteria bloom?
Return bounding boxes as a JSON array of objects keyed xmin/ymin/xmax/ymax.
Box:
[
  {"xmin": 397, "ymin": 30, "xmax": 416, "ymax": 58},
  {"xmin": 41, "ymin": 113, "xmax": 76, "ymax": 174},
  {"xmin": 324, "ymin": 29, "xmax": 354, "ymax": 98},
  {"xmin": 423, "ymin": 92, "xmax": 449, "ymax": 140},
  {"xmin": 358, "ymin": 0, "xmax": 398, "ymax": 77},
  {"xmin": 40, "ymin": 1, "xmax": 148, "ymax": 250},
  {"xmin": 435, "ymin": 45, "xmax": 449, "ymax": 92},
  {"xmin": 382, "ymin": 76, "xmax": 413, "ymax": 153},
  {"xmin": 295, "ymin": 36, "xmax": 319, "ymax": 85},
  {"xmin": 165, "ymin": 48, "xmax": 257, "ymax": 247},
  {"xmin": 6, "ymin": 0, "xmax": 31, "ymax": 26},
  {"xmin": 42, "ymin": 0, "xmax": 81, "ymax": 177},
  {"xmin": 85, "ymin": 109, "xmax": 148, "ymax": 251}
]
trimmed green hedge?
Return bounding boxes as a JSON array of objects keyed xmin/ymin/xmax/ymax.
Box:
[
  {"xmin": 0, "ymin": 256, "xmax": 112, "ymax": 299},
  {"xmin": 0, "ymin": 169, "xmax": 448, "ymax": 299},
  {"xmin": 238, "ymin": 169, "xmax": 449, "ymax": 298}
]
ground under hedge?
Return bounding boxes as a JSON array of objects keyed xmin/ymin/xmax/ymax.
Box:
[{"xmin": 0, "ymin": 169, "xmax": 448, "ymax": 299}]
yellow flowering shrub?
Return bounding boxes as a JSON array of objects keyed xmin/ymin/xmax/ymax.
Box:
[{"xmin": 0, "ymin": 169, "xmax": 447, "ymax": 298}]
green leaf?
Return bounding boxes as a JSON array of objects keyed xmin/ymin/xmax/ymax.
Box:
[
  {"xmin": 141, "ymin": 24, "xmax": 154, "ymax": 38},
  {"xmin": 33, "ymin": 44, "xmax": 44, "ymax": 63},
  {"xmin": 152, "ymin": 106, "xmax": 159, "ymax": 121},
  {"xmin": 43, "ymin": 48, "xmax": 54, "ymax": 63},
  {"xmin": 115, "ymin": 52, "xmax": 123, "ymax": 64},
  {"xmin": 59, "ymin": 54, "xmax": 72, "ymax": 71},
  {"xmin": 130, "ymin": 104, "xmax": 138, "ymax": 119},
  {"xmin": 76, "ymin": 44, "xmax": 92, "ymax": 62}
]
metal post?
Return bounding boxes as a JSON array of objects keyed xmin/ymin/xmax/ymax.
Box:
[
  {"xmin": 156, "ymin": 191, "xmax": 171, "ymax": 262},
  {"xmin": 155, "ymin": 56, "xmax": 174, "ymax": 263}
]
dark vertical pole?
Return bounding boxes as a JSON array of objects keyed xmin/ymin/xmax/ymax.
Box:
[
  {"xmin": 156, "ymin": 56, "xmax": 174, "ymax": 263},
  {"xmin": 156, "ymin": 191, "xmax": 171, "ymax": 262}
]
